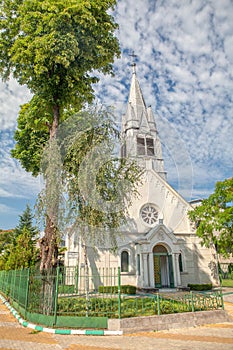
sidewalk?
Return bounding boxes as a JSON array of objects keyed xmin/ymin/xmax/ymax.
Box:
[{"xmin": 0, "ymin": 294, "xmax": 232, "ymax": 350}]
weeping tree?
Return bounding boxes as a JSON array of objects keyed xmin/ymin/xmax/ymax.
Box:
[
  {"xmin": 61, "ymin": 108, "xmax": 142, "ymax": 259},
  {"xmin": 37, "ymin": 108, "xmax": 142, "ymax": 313},
  {"xmin": 0, "ymin": 0, "xmax": 121, "ymax": 272}
]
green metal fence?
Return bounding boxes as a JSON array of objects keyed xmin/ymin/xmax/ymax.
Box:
[{"xmin": 0, "ymin": 267, "xmax": 224, "ymax": 329}]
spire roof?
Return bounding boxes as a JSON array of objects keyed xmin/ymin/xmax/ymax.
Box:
[
  {"xmin": 123, "ymin": 66, "xmax": 157, "ymax": 134},
  {"xmin": 128, "ymin": 68, "xmax": 146, "ymax": 109}
]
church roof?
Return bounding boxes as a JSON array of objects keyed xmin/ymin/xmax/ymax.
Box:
[
  {"xmin": 128, "ymin": 68, "xmax": 146, "ymax": 109},
  {"xmin": 123, "ymin": 66, "xmax": 157, "ymax": 134}
]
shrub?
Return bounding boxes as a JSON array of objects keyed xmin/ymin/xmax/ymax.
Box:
[
  {"xmin": 187, "ymin": 283, "xmax": 212, "ymax": 291},
  {"xmin": 98, "ymin": 284, "xmax": 136, "ymax": 294}
]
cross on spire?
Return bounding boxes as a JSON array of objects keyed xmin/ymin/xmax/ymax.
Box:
[{"xmin": 129, "ymin": 51, "xmax": 137, "ymax": 73}]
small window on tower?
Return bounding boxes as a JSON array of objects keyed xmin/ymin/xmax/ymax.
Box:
[
  {"xmin": 137, "ymin": 137, "xmax": 145, "ymax": 155},
  {"xmin": 146, "ymin": 138, "xmax": 154, "ymax": 155}
]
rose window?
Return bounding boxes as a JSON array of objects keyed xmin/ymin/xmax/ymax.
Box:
[{"xmin": 140, "ymin": 204, "xmax": 158, "ymax": 226}]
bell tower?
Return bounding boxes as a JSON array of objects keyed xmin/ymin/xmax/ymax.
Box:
[{"xmin": 121, "ymin": 64, "xmax": 167, "ymax": 180}]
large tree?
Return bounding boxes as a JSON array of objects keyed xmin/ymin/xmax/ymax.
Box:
[
  {"xmin": 189, "ymin": 177, "xmax": 233, "ymax": 258},
  {"xmin": 0, "ymin": 0, "xmax": 120, "ymax": 271}
]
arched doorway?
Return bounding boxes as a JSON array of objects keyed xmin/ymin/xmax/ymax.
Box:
[{"xmin": 153, "ymin": 245, "xmax": 174, "ymax": 288}]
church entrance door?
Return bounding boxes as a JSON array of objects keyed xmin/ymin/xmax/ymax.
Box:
[{"xmin": 153, "ymin": 245, "xmax": 174, "ymax": 288}]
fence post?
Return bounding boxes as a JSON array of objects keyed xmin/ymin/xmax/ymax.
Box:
[
  {"xmin": 220, "ymin": 290, "xmax": 224, "ymax": 310},
  {"xmin": 75, "ymin": 265, "xmax": 79, "ymax": 293},
  {"xmin": 53, "ymin": 266, "xmax": 60, "ymax": 327},
  {"xmin": 24, "ymin": 268, "xmax": 30, "ymax": 317},
  {"xmin": 12, "ymin": 270, "xmax": 17, "ymax": 301},
  {"xmin": 118, "ymin": 267, "xmax": 121, "ymax": 319},
  {"xmin": 17, "ymin": 269, "xmax": 23, "ymax": 308},
  {"xmin": 190, "ymin": 291, "xmax": 194, "ymax": 312},
  {"xmin": 157, "ymin": 293, "xmax": 160, "ymax": 315},
  {"xmin": 6, "ymin": 271, "xmax": 11, "ymax": 297}
]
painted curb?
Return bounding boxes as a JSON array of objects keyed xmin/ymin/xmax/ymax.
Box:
[{"xmin": 0, "ymin": 294, "xmax": 122, "ymax": 336}]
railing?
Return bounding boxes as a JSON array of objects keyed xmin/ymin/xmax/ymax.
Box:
[{"xmin": 0, "ymin": 267, "xmax": 224, "ymax": 328}]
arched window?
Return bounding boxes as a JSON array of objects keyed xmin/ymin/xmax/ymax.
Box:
[{"xmin": 121, "ymin": 251, "xmax": 129, "ymax": 272}]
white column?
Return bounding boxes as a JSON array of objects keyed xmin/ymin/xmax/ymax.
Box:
[
  {"xmin": 148, "ymin": 253, "xmax": 154, "ymax": 287},
  {"xmin": 173, "ymin": 253, "xmax": 181, "ymax": 287},
  {"xmin": 143, "ymin": 254, "xmax": 149, "ymax": 286},
  {"xmin": 138, "ymin": 253, "xmax": 144, "ymax": 288}
]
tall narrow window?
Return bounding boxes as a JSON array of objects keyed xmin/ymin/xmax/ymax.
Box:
[
  {"xmin": 137, "ymin": 254, "xmax": 141, "ymax": 275},
  {"xmin": 146, "ymin": 138, "xmax": 154, "ymax": 155},
  {"xmin": 178, "ymin": 253, "xmax": 183, "ymax": 272},
  {"xmin": 137, "ymin": 137, "xmax": 145, "ymax": 155},
  {"xmin": 121, "ymin": 251, "xmax": 129, "ymax": 272}
]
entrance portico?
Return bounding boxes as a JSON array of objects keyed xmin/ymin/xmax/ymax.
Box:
[{"xmin": 135, "ymin": 224, "xmax": 182, "ymax": 288}]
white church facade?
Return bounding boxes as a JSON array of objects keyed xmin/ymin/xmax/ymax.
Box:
[{"xmin": 65, "ymin": 67, "xmax": 219, "ymax": 289}]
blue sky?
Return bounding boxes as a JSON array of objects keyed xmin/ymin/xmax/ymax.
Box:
[{"xmin": 0, "ymin": 0, "xmax": 233, "ymax": 229}]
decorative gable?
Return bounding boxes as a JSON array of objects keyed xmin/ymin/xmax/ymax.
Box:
[{"xmin": 135, "ymin": 223, "xmax": 181, "ymax": 255}]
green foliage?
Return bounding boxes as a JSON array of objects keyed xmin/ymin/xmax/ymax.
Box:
[
  {"xmin": 11, "ymin": 101, "xmax": 49, "ymax": 176},
  {"xmin": 0, "ymin": 0, "xmax": 120, "ymax": 103},
  {"xmin": 0, "ymin": 229, "xmax": 14, "ymax": 255},
  {"xmin": 57, "ymin": 296, "xmax": 199, "ymax": 318},
  {"xmin": 98, "ymin": 285, "xmax": 136, "ymax": 295},
  {"xmin": 188, "ymin": 178, "xmax": 233, "ymax": 257},
  {"xmin": 0, "ymin": 206, "xmax": 39, "ymax": 270},
  {"xmin": 4, "ymin": 227, "xmax": 38, "ymax": 270},
  {"xmin": 14, "ymin": 204, "xmax": 38, "ymax": 237},
  {"xmin": 27, "ymin": 274, "xmax": 43, "ymax": 312},
  {"xmin": 187, "ymin": 283, "xmax": 212, "ymax": 291}
]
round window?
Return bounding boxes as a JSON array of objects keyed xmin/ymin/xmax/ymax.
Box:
[{"xmin": 140, "ymin": 204, "xmax": 159, "ymax": 226}]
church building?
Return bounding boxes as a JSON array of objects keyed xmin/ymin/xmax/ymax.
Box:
[{"xmin": 65, "ymin": 65, "xmax": 219, "ymax": 289}]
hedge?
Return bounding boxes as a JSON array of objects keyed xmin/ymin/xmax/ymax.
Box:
[
  {"xmin": 98, "ymin": 285, "xmax": 136, "ymax": 294},
  {"xmin": 187, "ymin": 283, "xmax": 212, "ymax": 291}
]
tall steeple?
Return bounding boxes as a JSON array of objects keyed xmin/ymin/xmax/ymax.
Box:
[{"xmin": 121, "ymin": 65, "xmax": 167, "ymax": 180}]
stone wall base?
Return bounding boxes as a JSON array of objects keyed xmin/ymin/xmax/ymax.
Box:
[{"xmin": 108, "ymin": 310, "xmax": 232, "ymax": 333}]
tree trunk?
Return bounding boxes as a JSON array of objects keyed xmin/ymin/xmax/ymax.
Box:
[
  {"xmin": 39, "ymin": 102, "xmax": 60, "ymax": 314},
  {"xmin": 39, "ymin": 216, "xmax": 59, "ymax": 271},
  {"xmin": 39, "ymin": 267, "xmax": 56, "ymax": 316},
  {"xmin": 40, "ymin": 102, "xmax": 60, "ymax": 272},
  {"xmin": 50, "ymin": 104, "xmax": 59, "ymax": 140}
]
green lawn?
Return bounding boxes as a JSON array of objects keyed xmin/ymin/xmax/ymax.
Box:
[{"xmin": 221, "ymin": 279, "xmax": 233, "ymax": 287}]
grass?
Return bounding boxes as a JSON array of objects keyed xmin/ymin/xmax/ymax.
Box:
[
  {"xmin": 221, "ymin": 279, "xmax": 233, "ymax": 287},
  {"xmin": 56, "ymin": 293, "xmax": 221, "ymax": 318}
]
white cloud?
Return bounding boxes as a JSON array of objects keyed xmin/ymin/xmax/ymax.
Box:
[
  {"xmin": 0, "ymin": 133, "xmax": 41, "ymax": 199},
  {"xmin": 0, "ymin": 78, "xmax": 31, "ymax": 131}
]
